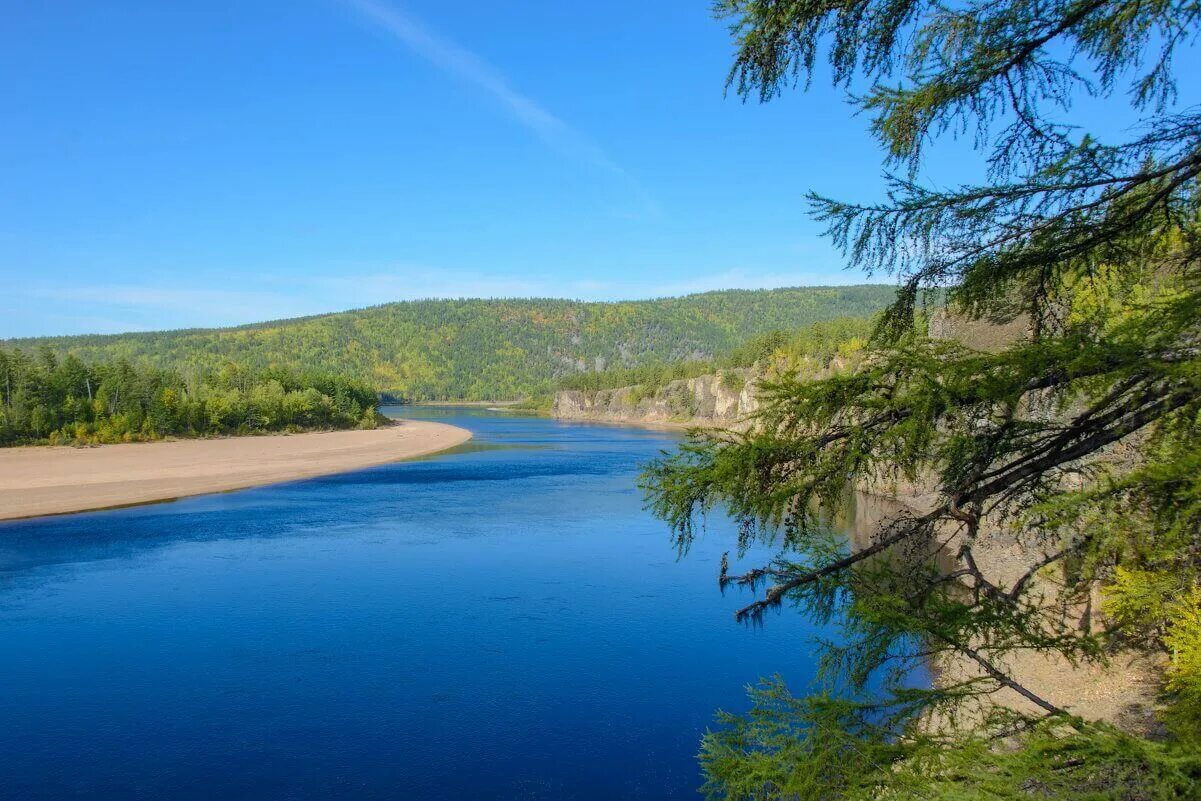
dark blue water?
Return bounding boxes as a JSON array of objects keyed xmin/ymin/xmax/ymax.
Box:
[{"xmin": 0, "ymin": 409, "xmax": 853, "ymax": 800}]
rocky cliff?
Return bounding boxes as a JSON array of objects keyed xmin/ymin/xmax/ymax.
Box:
[
  {"xmin": 552, "ymin": 370, "xmax": 757, "ymax": 427},
  {"xmin": 552, "ymin": 312, "xmax": 1159, "ymax": 730}
]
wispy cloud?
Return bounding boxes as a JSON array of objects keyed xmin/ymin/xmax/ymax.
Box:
[
  {"xmin": 12, "ymin": 285, "xmax": 321, "ymax": 336},
  {"xmin": 339, "ymin": 0, "xmax": 658, "ymax": 217},
  {"xmin": 4, "ymin": 266, "xmax": 884, "ymax": 338}
]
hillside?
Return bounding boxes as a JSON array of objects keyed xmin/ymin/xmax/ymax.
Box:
[
  {"xmin": 5, "ymin": 286, "xmax": 896, "ymax": 400},
  {"xmin": 550, "ymin": 314, "xmax": 876, "ymax": 426},
  {"xmin": 551, "ymin": 307, "xmax": 1030, "ymax": 427}
]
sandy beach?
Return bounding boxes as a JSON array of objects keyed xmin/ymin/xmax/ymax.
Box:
[{"xmin": 0, "ymin": 420, "xmax": 472, "ymax": 521}]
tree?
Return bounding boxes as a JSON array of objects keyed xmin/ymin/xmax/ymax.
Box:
[
  {"xmin": 642, "ymin": 1, "xmax": 1201, "ymax": 797},
  {"xmin": 0, "ymin": 347, "xmax": 379, "ymax": 446}
]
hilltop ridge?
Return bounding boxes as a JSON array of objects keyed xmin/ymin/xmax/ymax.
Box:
[{"xmin": 6, "ymin": 285, "xmax": 895, "ymax": 400}]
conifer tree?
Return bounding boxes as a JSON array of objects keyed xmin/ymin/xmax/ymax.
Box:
[{"xmin": 642, "ymin": 2, "xmax": 1201, "ymax": 797}]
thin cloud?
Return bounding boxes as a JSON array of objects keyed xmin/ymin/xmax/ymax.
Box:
[
  {"xmin": 339, "ymin": 0, "xmax": 658, "ymax": 216},
  {"xmin": 2, "ymin": 266, "xmax": 887, "ymax": 338},
  {"xmin": 13, "ymin": 285, "xmax": 319, "ymax": 335}
]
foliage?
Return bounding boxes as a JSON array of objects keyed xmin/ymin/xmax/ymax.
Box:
[
  {"xmin": 558, "ymin": 316, "xmax": 874, "ymax": 393},
  {"xmin": 702, "ymin": 679, "xmax": 1201, "ymax": 801},
  {"xmin": 1102, "ymin": 568, "xmax": 1179, "ymax": 639},
  {"xmin": 726, "ymin": 316, "xmax": 872, "ymax": 370},
  {"xmin": 639, "ymin": 0, "xmax": 1201, "ymax": 797},
  {"xmin": 4, "ymin": 287, "xmax": 897, "ymax": 402},
  {"xmin": 0, "ymin": 347, "xmax": 379, "ymax": 446},
  {"xmin": 1163, "ymin": 587, "xmax": 1201, "ymax": 743},
  {"xmin": 558, "ymin": 358, "xmax": 723, "ymax": 394}
]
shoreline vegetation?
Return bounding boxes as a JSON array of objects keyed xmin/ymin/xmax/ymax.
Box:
[
  {"xmin": 0, "ymin": 348, "xmax": 478, "ymax": 520},
  {"xmin": 0, "ymin": 419, "xmax": 472, "ymax": 521},
  {"xmin": 408, "ymin": 399, "xmax": 525, "ymax": 408},
  {"xmin": 0, "ymin": 347, "xmax": 383, "ymax": 447}
]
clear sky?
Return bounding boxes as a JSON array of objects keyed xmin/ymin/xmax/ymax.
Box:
[{"xmin": 3, "ymin": 1, "xmax": 1198, "ymax": 337}]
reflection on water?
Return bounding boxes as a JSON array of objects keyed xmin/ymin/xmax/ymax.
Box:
[
  {"xmin": 838, "ymin": 488, "xmax": 958, "ymax": 576},
  {"xmin": 0, "ymin": 407, "xmax": 922, "ymax": 801}
]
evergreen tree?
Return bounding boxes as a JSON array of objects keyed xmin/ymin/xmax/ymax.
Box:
[
  {"xmin": 0, "ymin": 349, "xmax": 381, "ymax": 446},
  {"xmin": 642, "ymin": 1, "xmax": 1201, "ymax": 797}
]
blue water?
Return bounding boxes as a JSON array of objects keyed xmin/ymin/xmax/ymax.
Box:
[{"xmin": 0, "ymin": 408, "xmax": 848, "ymax": 800}]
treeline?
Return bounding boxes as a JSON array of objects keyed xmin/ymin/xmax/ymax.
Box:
[
  {"xmin": 558, "ymin": 316, "xmax": 874, "ymax": 393},
  {"xmin": 5, "ymin": 286, "xmax": 896, "ymax": 400},
  {"xmin": 557, "ymin": 359, "xmax": 726, "ymax": 394},
  {"xmin": 0, "ymin": 347, "xmax": 381, "ymax": 446}
]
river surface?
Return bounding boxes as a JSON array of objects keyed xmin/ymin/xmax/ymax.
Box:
[{"xmin": 0, "ymin": 408, "xmax": 884, "ymax": 800}]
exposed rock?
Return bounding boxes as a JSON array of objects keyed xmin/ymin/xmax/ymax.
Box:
[
  {"xmin": 928, "ymin": 307, "xmax": 1031, "ymax": 352},
  {"xmin": 552, "ymin": 370, "xmax": 757, "ymax": 427},
  {"xmin": 552, "ymin": 311, "xmax": 1161, "ymax": 733}
]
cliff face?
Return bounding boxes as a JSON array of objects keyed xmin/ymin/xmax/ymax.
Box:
[
  {"xmin": 552, "ymin": 313, "xmax": 1159, "ymax": 730},
  {"xmin": 550, "ymin": 309, "xmax": 1031, "ymax": 428},
  {"xmin": 552, "ymin": 370, "xmax": 757, "ymax": 427}
]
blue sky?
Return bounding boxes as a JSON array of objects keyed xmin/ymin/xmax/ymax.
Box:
[{"xmin": 3, "ymin": 1, "xmax": 1198, "ymax": 337}]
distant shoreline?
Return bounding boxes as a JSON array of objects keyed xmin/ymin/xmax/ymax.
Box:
[
  {"xmin": 0, "ymin": 420, "xmax": 472, "ymax": 522},
  {"xmin": 403, "ymin": 400, "xmax": 524, "ymax": 408}
]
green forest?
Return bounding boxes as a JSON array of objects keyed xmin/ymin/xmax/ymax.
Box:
[
  {"xmin": 3, "ymin": 286, "xmax": 896, "ymax": 401},
  {"xmin": 0, "ymin": 347, "xmax": 380, "ymax": 446},
  {"xmin": 558, "ymin": 315, "xmax": 874, "ymax": 393}
]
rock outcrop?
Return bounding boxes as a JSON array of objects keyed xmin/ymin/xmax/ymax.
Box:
[
  {"xmin": 551, "ymin": 311, "xmax": 1159, "ymax": 731},
  {"xmin": 552, "ymin": 370, "xmax": 757, "ymax": 427}
]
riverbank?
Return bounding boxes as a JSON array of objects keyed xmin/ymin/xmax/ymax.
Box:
[
  {"xmin": 851, "ymin": 487, "xmax": 1164, "ymax": 734},
  {"xmin": 558, "ymin": 382, "xmax": 1162, "ymax": 733},
  {"xmin": 0, "ymin": 419, "xmax": 472, "ymax": 521},
  {"xmin": 411, "ymin": 400, "xmax": 524, "ymax": 407}
]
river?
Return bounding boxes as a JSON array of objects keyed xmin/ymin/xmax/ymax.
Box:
[{"xmin": 1, "ymin": 407, "xmax": 868, "ymax": 800}]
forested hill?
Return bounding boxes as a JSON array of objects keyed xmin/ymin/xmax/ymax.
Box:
[{"xmin": 7, "ymin": 286, "xmax": 896, "ymax": 400}]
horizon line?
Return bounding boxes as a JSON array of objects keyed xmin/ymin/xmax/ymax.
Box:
[{"xmin": 3, "ymin": 282, "xmax": 899, "ymax": 342}]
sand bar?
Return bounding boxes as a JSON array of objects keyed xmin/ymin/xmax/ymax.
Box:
[{"xmin": 0, "ymin": 420, "xmax": 472, "ymax": 521}]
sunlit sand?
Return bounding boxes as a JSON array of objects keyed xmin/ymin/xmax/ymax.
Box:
[{"xmin": 0, "ymin": 420, "xmax": 471, "ymax": 520}]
